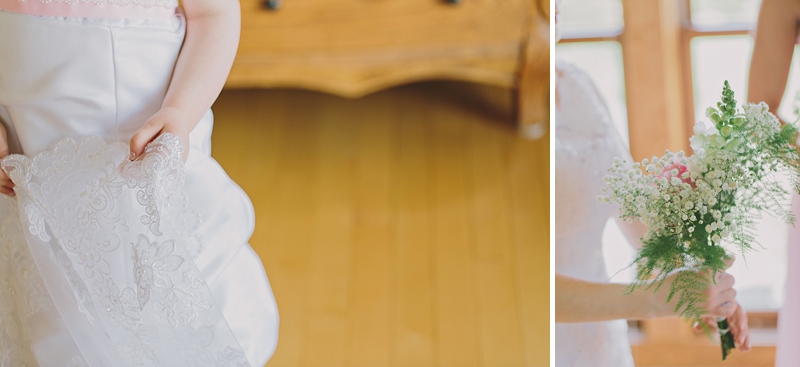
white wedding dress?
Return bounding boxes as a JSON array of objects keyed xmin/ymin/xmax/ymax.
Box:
[
  {"xmin": 555, "ymin": 60, "xmax": 635, "ymax": 367},
  {"xmin": 0, "ymin": 9, "xmax": 278, "ymax": 367}
]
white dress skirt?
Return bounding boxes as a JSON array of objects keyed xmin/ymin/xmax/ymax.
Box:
[{"xmin": 0, "ymin": 9, "xmax": 278, "ymax": 367}]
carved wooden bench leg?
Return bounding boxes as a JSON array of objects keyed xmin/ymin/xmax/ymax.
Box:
[{"xmin": 516, "ymin": 1, "xmax": 550, "ymax": 140}]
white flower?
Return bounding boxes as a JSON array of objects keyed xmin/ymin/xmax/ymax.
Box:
[{"xmin": 693, "ymin": 121, "xmax": 708, "ymax": 135}]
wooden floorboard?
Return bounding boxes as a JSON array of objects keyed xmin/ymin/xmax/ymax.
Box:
[
  {"xmin": 210, "ymin": 82, "xmax": 549, "ymax": 367},
  {"xmin": 631, "ymin": 345, "xmax": 775, "ymax": 367}
]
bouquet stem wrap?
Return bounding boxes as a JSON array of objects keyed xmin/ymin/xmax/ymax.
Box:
[{"xmin": 717, "ymin": 317, "xmax": 736, "ymax": 360}]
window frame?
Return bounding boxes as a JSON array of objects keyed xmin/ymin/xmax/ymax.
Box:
[{"xmin": 677, "ymin": 0, "xmax": 755, "ymax": 154}]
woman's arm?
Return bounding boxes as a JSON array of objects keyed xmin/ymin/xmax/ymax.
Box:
[
  {"xmin": 0, "ymin": 124, "xmax": 12, "ymax": 196},
  {"xmin": 555, "ymin": 268, "xmax": 737, "ymax": 323},
  {"xmin": 129, "ymin": 0, "xmax": 241, "ymax": 161},
  {"xmin": 556, "ymin": 273, "xmax": 669, "ymax": 322},
  {"xmin": 747, "ymin": 0, "xmax": 800, "ymax": 113}
]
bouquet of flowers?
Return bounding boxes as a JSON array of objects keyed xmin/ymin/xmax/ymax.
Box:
[{"xmin": 599, "ymin": 82, "xmax": 800, "ymax": 360}]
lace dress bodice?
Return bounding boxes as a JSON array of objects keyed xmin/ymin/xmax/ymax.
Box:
[
  {"xmin": 555, "ymin": 61, "xmax": 631, "ymax": 281},
  {"xmin": 555, "ymin": 60, "xmax": 635, "ymax": 367}
]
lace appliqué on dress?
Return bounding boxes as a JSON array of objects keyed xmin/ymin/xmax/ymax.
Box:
[
  {"xmin": 17, "ymin": 0, "xmax": 178, "ymax": 9},
  {"xmin": 0, "ymin": 195, "xmax": 54, "ymax": 367},
  {"xmin": 554, "ymin": 60, "xmax": 635, "ymax": 367},
  {"xmin": 0, "ymin": 134, "xmax": 249, "ymax": 367}
]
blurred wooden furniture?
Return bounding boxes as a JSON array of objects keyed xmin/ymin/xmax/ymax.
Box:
[{"xmin": 227, "ymin": 0, "xmax": 549, "ymax": 138}]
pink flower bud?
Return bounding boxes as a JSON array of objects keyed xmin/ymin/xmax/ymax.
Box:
[{"xmin": 658, "ymin": 157, "xmax": 695, "ymax": 188}]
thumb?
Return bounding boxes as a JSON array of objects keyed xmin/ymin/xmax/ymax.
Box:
[
  {"xmin": 722, "ymin": 253, "xmax": 736, "ymax": 270},
  {"xmin": 0, "ymin": 123, "xmax": 9, "ymax": 159},
  {"xmin": 129, "ymin": 119, "xmax": 163, "ymax": 161}
]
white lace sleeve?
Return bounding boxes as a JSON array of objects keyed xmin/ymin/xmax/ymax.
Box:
[{"xmin": 0, "ymin": 134, "xmax": 251, "ymax": 367}]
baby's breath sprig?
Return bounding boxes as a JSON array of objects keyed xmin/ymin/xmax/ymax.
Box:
[{"xmin": 599, "ymin": 81, "xmax": 800, "ymax": 360}]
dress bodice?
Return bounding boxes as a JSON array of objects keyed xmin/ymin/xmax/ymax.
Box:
[
  {"xmin": 554, "ymin": 60, "xmax": 635, "ymax": 367},
  {"xmin": 555, "ymin": 60, "xmax": 631, "ymax": 282},
  {"xmin": 0, "ymin": 0, "xmax": 178, "ymax": 20}
]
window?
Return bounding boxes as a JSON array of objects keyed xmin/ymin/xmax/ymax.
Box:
[
  {"xmin": 559, "ymin": 0, "xmax": 800, "ymax": 312},
  {"xmin": 556, "ymin": 42, "xmax": 629, "ymax": 145},
  {"xmin": 683, "ymin": 0, "xmax": 800, "ymax": 312},
  {"xmin": 558, "ymin": 0, "xmax": 623, "ymax": 38},
  {"xmin": 558, "ymin": 0, "xmax": 800, "ymax": 362}
]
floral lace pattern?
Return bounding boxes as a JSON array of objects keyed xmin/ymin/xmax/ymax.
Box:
[
  {"xmin": 17, "ymin": 0, "xmax": 178, "ymax": 9},
  {"xmin": 0, "ymin": 195, "xmax": 53, "ymax": 367},
  {"xmin": 554, "ymin": 61, "xmax": 635, "ymax": 367},
  {"xmin": 0, "ymin": 134, "xmax": 250, "ymax": 366}
]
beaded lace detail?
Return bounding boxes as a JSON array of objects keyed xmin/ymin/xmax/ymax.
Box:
[
  {"xmin": 0, "ymin": 134, "xmax": 251, "ymax": 366},
  {"xmin": 18, "ymin": 0, "xmax": 178, "ymax": 8}
]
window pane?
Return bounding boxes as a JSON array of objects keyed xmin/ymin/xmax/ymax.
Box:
[
  {"xmin": 555, "ymin": 41, "xmax": 629, "ymax": 145},
  {"xmin": 691, "ymin": 35, "xmax": 788, "ymax": 310},
  {"xmin": 691, "ymin": 36, "xmax": 752, "ymax": 124},
  {"xmin": 690, "ymin": 0, "xmax": 762, "ymax": 30},
  {"xmin": 559, "ymin": 0, "xmax": 624, "ymax": 38},
  {"xmin": 727, "ymin": 177, "xmax": 789, "ymax": 311}
]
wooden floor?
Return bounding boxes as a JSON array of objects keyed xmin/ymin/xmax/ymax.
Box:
[
  {"xmin": 210, "ymin": 82, "xmax": 549, "ymax": 367},
  {"xmin": 633, "ymin": 343, "xmax": 775, "ymax": 367}
]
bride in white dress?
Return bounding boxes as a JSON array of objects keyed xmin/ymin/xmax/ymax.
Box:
[
  {"xmin": 0, "ymin": 0, "xmax": 278, "ymax": 366},
  {"xmin": 554, "ymin": 1, "xmax": 749, "ymax": 365}
]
